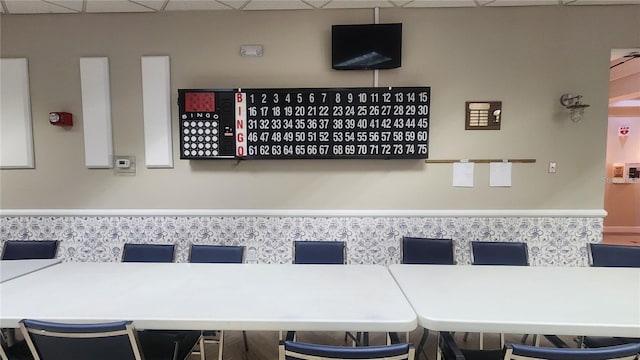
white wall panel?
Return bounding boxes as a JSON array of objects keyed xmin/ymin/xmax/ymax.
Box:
[
  {"xmin": 80, "ymin": 57, "xmax": 113, "ymax": 168},
  {"xmin": 0, "ymin": 58, "xmax": 34, "ymax": 169},
  {"xmin": 141, "ymin": 56, "xmax": 173, "ymax": 168}
]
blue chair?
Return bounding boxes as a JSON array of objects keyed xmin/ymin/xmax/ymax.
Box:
[
  {"xmin": 471, "ymin": 241, "xmax": 528, "ymax": 266},
  {"xmin": 469, "ymin": 241, "xmax": 529, "ymax": 346},
  {"xmin": 122, "ymin": 243, "xmax": 175, "ymax": 263},
  {"xmin": 188, "ymin": 244, "xmax": 248, "ymax": 360},
  {"xmin": 1, "ymin": 240, "xmax": 59, "ymax": 260},
  {"xmin": 402, "ymin": 237, "xmax": 455, "ymax": 265},
  {"xmin": 292, "ymin": 241, "xmax": 359, "ymax": 345},
  {"xmin": 189, "ymin": 244, "xmax": 244, "ymax": 264},
  {"xmin": 439, "ymin": 332, "xmax": 503, "ymax": 360},
  {"xmin": 119, "ymin": 244, "xmax": 200, "ymax": 359},
  {"xmin": 20, "ymin": 319, "xmax": 143, "ymax": 360},
  {"xmin": 281, "ymin": 339, "xmax": 415, "ymax": 360},
  {"xmin": 589, "ymin": 243, "xmax": 640, "ymax": 268},
  {"xmin": 401, "ymin": 237, "xmax": 455, "ymax": 359},
  {"xmin": 0, "ymin": 340, "xmax": 32, "ymax": 360},
  {"xmin": 581, "ymin": 243, "xmax": 640, "ymax": 349},
  {"xmin": 19, "ymin": 319, "xmax": 200, "ymax": 360},
  {"xmin": 293, "ymin": 241, "xmax": 345, "ymax": 264},
  {"xmin": 504, "ymin": 342, "xmax": 640, "ymax": 360},
  {"xmin": 1, "ymin": 240, "xmax": 59, "ymax": 360},
  {"xmin": 439, "ymin": 332, "xmax": 640, "ymax": 360},
  {"xmin": 583, "ymin": 337, "xmax": 640, "ymax": 349}
]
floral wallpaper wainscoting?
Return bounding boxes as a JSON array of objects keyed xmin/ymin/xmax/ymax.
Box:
[{"xmin": 0, "ymin": 211, "xmax": 604, "ymax": 266}]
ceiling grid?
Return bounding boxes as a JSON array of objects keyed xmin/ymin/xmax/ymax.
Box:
[{"xmin": 0, "ymin": 0, "xmax": 637, "ymax": 14}]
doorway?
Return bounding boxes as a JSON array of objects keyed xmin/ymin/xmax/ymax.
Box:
[{"xmin": 603, "ymin": 49, "xmax": 640, "ymax": 246}]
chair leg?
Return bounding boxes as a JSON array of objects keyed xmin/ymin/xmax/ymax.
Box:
[
  {"xmin": 171, "ymin": 340, "xmax": 180, "ymax": 360},
  {"xmin": 544, "ymin": 335, "xmax": 568, "ymax": 348},
  {"xmin": 199, "ymin": 335, "xmax": 206, "ymax": 360},
  {"xmin": 362, "ymin": 332, "xmax": 369, "ymax": 346},
  {"xmin": 461, "ymin": 331, "xmax": 488, "ymax": 349},
  {"xmin": 345, "ymin": 332, "xmax": 360, "ymax": 346},
  {"xmin": 416, "ymin": 328, "xmax": 430, "ymax": 360},
  {"xmin": 217, "ymin": 330, "xmax": 224, "ymax": 360},
  {"xmin": 242, "ymin": 330, "xmax": 248, "ymax": 352},
  {"xmin": 521, "ymin": 334, "xmax": 529, "ymax": 344}
]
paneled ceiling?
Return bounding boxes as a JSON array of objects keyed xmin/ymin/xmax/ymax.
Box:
[{"xmin": 1, "ymin": 0, "xmax": 639, "ymax": 14}]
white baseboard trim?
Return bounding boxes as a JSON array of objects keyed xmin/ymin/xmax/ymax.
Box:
[
  {"xmin": 604, "ymin": 226, "xmax": 640, "ymax": 234},
  {"xmin": 0, "ymin": 209, "xmax": 608, "ymax": 218}
]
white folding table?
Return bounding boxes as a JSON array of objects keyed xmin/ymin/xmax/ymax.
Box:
[
  {"xmin": 0, "ymin": 262, "xmax": 417, "ymax": 333},
  {"xmin": 0, "ymin": 259, "xmax": 61, "ymax": 283},
  {"xmin": 389, "ymin": 264, "xmax": 640, "ymax": 338}
]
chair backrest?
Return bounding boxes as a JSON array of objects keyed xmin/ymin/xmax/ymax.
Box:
[
  {"xmin": 401, "ymin": 237, "xmax": 455, "ymax": 265},
  {"xmin": 1, "ymin": 240, "xmax": 59, "ymax": 260},
  {"xmin": 189, "ymin": 244, "xmax": 245, "ymax": 263},
  {"xmin": 471, "ymin": 241, "xmax": 529, "ymax": 266},
  {"xmin": 121, "ymin": 243, "xmax": 175, "ymax": 263},
  {"xmin": 20, "ymin": 319, "xmax": 144, "ymax": 360},
  {"xmin": 504, "ymin": 342, "xmax": 640, "ymax": 360},
  {"xmin": 589, "ymin": 243, "xmax": 640, "ymax": 268},
  {"xmin": 293, "ymin": 241, "xmax": 345, "ymax": 264},
  {"xmin": 282, "ymin": 340, "xmax": 415, "ymax": 360}
]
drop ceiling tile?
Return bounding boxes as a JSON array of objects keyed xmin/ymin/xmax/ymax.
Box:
[
  {"xmin": 47, "ymin": 0, "xmax": 84, "ymax": 12},
  {"xmin": 134, "ymin": 0, "xmax": 166, "ymax": 10},
  {"xmin": 217, "ymin": 0, "xmax": 250, "ymax": 9},
  {"xmin": 402, "ymin": 0, "xmax": 478, "ymax": 7},
  {"xmin": 569, "ymin": 0, "xmax": 640, "ymax": 4},
  {"xmin": 304, "ymin": 0, "xmax": 332, "ymax": 8},
  {"xmin": 389, "ymin": 0, "xmax": 413, "ymax": 6},
  {"xmin": 85, "ymin": 0, "xmax": 154, "ymax": 12},
  {"xmin": 165, "ymin": 0, "xmax": 233, "ymax": 10},
  {"xmin": 322, "ymin": 0, "xmax": 394, "ymax": 8},
  {"xmin": 4, "ymin": 0, "xmax": 77, "ymax": 13},
  {"xmin": 243, "ymin": 0, "xmax": 314, "ymax": 10},
  {"xmin": 487, "ymin": 0, "xmax": 559, "ymax": 6}
]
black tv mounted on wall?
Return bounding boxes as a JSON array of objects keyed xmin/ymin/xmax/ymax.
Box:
[{"xmin": 331, "ymin": 23, "xmax": 402, "ymax": 70}]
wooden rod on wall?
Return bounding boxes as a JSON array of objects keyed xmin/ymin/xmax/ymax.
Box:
[{"xmin": 425, "ymin": 159, "xmax": 537, "ymax": 164}]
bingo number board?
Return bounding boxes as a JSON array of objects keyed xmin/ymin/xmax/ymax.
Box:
[{"xmin": 178, "ymin": 87, "xmax": 430, "ymax": 160}]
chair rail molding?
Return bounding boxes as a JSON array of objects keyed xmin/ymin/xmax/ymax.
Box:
[{"xmin": 0, "ymin": 208, "xmax": 607, "ymax": 217}]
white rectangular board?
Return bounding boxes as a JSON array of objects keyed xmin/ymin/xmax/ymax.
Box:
[
  {"xmin": 0, "ymin": 58, "xmax": 35, "ymax": 169},
  {"xmin": 141, "ymin": 56, "xmax": 173, "ymax": 168},
  {"xmin": 80, "ymin": 57, "xmax": 113, "ymax": 168}
]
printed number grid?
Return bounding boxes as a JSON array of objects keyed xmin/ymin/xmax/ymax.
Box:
[{"xmin": 244, "ymin": 87, "xmax": 430, "ymax": 159}]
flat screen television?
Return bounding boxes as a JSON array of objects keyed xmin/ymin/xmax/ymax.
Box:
[{"xmin": 331, "ymin": 23, "xmax": 402, "ymax": 70}]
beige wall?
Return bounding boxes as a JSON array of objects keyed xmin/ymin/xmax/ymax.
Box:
[{"xmin": 1, "ymin": 5, "xmax": 638, "ymax": 210}]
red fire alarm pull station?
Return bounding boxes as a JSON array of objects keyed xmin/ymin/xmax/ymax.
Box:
[{"xmin": 49, "ymin": 112, "xmax": 73, "ymax": 127}]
